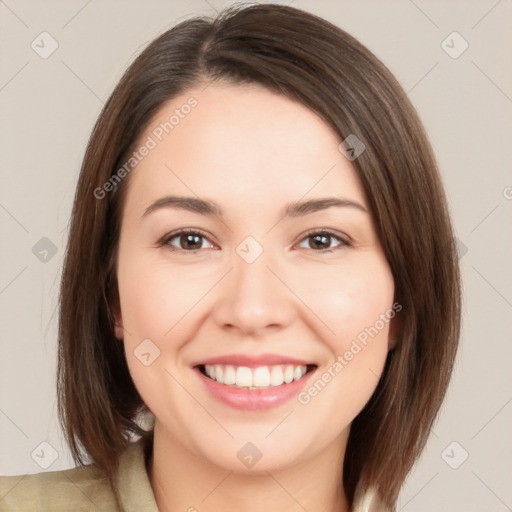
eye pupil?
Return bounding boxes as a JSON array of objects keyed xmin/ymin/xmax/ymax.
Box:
[
  {"xmin": 166, "ymin": 230, "xmax": 343, "ymax": 253},
  {"xmin": 182, "ymin": 234, "xmax": 202, "ymax": 250},
  {"xmin": 311, "ymin": 234, "xmax": 330, "ymax": 250}
]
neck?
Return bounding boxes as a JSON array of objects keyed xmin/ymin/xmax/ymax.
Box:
[{"xmin": 148, "ymin": 422, "xmax": 350, "ymax": 512}]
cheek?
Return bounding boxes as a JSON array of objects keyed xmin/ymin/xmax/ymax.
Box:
[
  {"xmin": 116, "ymin": 250, "xmax": 221, "ymax": 404},
  {"xmin": 293, "ymin": 260, "xmax": 394, "ymax": 412},
  {"xmin": 292, "ymin": 259, "xmax": 395, "ymax": 349},
  {"xmin": 117, "ymin": 252, "xmax": 209, "ymax": 343},
  {"xmin": 116, "ymin": 254, "xmax": 195, "ymax": 417},
  {"xmin": 118, "ymin": 246, "xmax": 395, "ymax": 358}
]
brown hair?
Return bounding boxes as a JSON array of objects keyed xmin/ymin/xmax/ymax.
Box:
[{"xmin": 57, "ymin": 3, "xmax": 461, "ymax": 509}]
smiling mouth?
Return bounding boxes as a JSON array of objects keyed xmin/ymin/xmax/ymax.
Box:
[{"xmin": 197, "ymin": 363, "xmax": 317, "ymax": 390}]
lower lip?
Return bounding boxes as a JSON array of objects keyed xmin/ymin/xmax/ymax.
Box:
[{"xmin": 194, "ymin": 367, "xmax": 315, "ymax": 411}]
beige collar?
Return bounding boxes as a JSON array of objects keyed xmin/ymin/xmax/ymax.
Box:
[{"xmin": 114, "ymin": 438, "xmax": 386, "ymax": 512}]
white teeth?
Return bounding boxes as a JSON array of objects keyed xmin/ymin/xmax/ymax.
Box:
[
  {"xmin": 294, "ymin": 365, "xmax": 305, "ymax": 380},
  {"xmin": 223, "ymin": 365, "xmax": 236, "ymax": 385},
  {"xmin": 202, "ymin": 363, "xmax": 310, "ymax": 389},
  {"xmin": 253, "ymin": 367, "xmax": 270, "ymax": 387},
  {"xmin": 270, "ymin": 366, "xmax": 284, "ymax": 386},
  {"xmin": 206, "ymin": 365, "xmax": 215, "ymax": 379},
  {"xmin": 235, "ymin": 367, "xmax": 253, "ymax": 387},
  {"xmin": 283, "ymin": 365, "xmax": 294, "ymax": 384}
]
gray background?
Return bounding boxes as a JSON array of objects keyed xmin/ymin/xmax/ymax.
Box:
[{"xmin": 1, "ymin": 0, "xmax": 511, "ymax": 510}]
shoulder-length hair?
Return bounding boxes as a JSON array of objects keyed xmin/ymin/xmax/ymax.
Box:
[{"xmin": 57, "ymin": 3, "xmax": 461, "ymax": 509}]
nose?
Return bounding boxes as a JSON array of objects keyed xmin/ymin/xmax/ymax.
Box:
[{"xmin": 211, "ymin": 244, "xmax": 295, "ymax": 337}]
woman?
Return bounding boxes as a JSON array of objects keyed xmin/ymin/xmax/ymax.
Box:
[{"xmin": 0, "ymin": 3, "xmax": 461, "ymax": 511}]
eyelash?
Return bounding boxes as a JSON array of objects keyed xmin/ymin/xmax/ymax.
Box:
[{"xmin": 159, "ymin": 228, "xmax": 351, "ymax": 254}]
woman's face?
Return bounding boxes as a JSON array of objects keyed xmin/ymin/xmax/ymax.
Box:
[{"xmin": 113, "ymin": 82, "xmax": 397, "ymax": 472}]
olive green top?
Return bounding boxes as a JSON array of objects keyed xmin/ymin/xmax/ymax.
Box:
[{"xmin": 0, "ymin": 437, "xmax": 386, "ymax": 511}]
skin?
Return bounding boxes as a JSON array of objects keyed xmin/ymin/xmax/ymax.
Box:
[{"xmin": 113, "ymin": 82, "xmax": 397, "ymax": 512}]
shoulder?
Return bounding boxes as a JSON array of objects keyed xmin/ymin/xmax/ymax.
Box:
[
  {"xmin": 0, "ymin": 436, "xmax": 157, "ymax": 512},
  {"xmin": 0, "ymin": 463, "xmax": 118, "ymax": 511}
]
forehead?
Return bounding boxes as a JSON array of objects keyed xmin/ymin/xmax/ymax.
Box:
[{"xmin": 123, "ymin": 83, "xmax": 367, "ymax": 217}]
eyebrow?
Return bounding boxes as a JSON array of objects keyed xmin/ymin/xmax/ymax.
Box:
[{"xmin": 141, "ymin": 195, "xmax": 368, "ymax": 220}]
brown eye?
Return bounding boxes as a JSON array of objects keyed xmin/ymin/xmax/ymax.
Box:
[
  {"xmin": 163, "ymin": 230, "xmax": 214, "ymax": 251},
  {"xmin": 297, "ymin": 230, "xmax": 348, "ymax": 253},
  {"xmin": 161, "ymin": 229, "xmax": 348, "ymax": 254}
]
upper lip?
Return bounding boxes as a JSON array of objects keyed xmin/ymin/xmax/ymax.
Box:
[{"xmin": 192, "ymin": 353, "xmax": 316, "ymax": 368}]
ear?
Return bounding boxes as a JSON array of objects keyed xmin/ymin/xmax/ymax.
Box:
[
  {"xmin": 387, "ymin": 308, "xmax": 402, "ymax": 351},
  {"xmin": 111, "ymin": 289, "xmax": 125, "ymax": 340}
]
